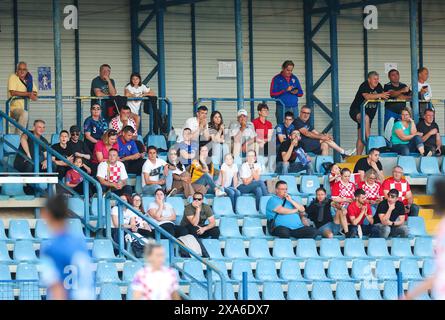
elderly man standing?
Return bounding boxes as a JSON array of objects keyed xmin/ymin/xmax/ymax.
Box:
[{"xmin": 7, "ymin": 62, "xmax": 38, "ymax": 134}]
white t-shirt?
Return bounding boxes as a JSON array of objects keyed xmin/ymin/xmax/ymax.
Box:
[
  {"xmin": 219, "ymin": 163, "xmax": 239, "ymax": 188},
  {"xmin": 229, "ymin": 121, "xmax": 257, "ymax": 140},
  {"xmin": 239, "ymin": 162, "xmax": 262, "ymax": 180},
  {"xmin": 131, "ymin": 266, "xmax": 179, "ymax": 300},
  {"xmin": 96, "ymin": 161, "xmax": 128, "ymax": 183},
  {"xmin": 418, "ymin": 81, "xmax": 432, "ymax": 101},
  {"xmin": 148, "ymin": 202, "xmax": 175, "ymax": 226},
  {"xmin": 141, "ymin": 158, "xmax": 167, "ymax": 187},
  {"xmin": 111, "ymin": 206, "xmax": 141, "ymax": 227},
  {"xmin": 177, "ymin": 117, "xmax": 208, "ymax": 142},
  {"xmin": 125, "ymin": 84, "xmax": 151, "ymax": 114}
]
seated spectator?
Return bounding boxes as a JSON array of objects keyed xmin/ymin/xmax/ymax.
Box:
[
  {"xmin": 83, "ymin": 104, "xmax": 108, "ymax": 153},
  {"xmin": 189, "ymin": 145, "xmax": 226, "ymax": 197},
  {"xmin": 306, "ymin": 187, "xmax": 345, "ymax": 238},
  {"xmin": 181, "ymin": 192, "xmax": 220, "ymax": 239},
  {"xmin": 208, "ymin": 111, "xmax": 229, "ymax": 164},
  {"xmin": 177, "ymin": 128, "xmax": 199, "ymax": 167},
  {"xmin": 124, "ymin": 72, "xmax": 155, "ymax": 131},
  {"xmin": 131, "ymin": 194, "xmax": 154, "ymax": 239},
  {"xmin": 331, "ymin": 168, "xmax": 357, "ymax": 234},
  {"xmin": 91, "ymin": 129, "xmax": 119, "ymax": 173},
  {"xmin": 109, "ymin": 106, "xmax": 139, "ymax": 140},
  {"xmin": 65, "ymin": 157, "xmax": 91, "ymax": 195},
  {"xmin": 90, "ymin": 64, "xmax": 117, "ymax": 115},
  {"xmin": 110, "ymin": 194, "xmax": 144, "ymax": 245},
  {"xmin": 166, "ymin": 148, "xmax": 200, "ymax": 198},
  {"xmin": 383, "ymin": 69, "xmax": 411, "ymax": 127},
  {"xmin": 96, "ymin": 148, "xmax": 132, "ymax": 196},
  {"xmin": 391, "ymin": 107, "xmax": 427, "ymax": 156},
  {"xmin": 67, "ymin": 125, "xmax": 92, "ymax": 169},
  {"xmin": 141, "ymin": 146, "xmax": 171, "ymax": 196},
  {"xmin": 14, "ymin": 119, "xmax": 50, "ymax": 173},
  {"xmin": 353, "ymin": 148, "xmax": 384, "ymax": 183},
  {"xmin": 217, "ymin": 153, "xmax": 241, "ymax": 212},
  {"xmin": 295, "ymin": 105, "xmax": 354, "ymax": 157},
  {"xmin": 7, "ymin": 61, "xmax": 38, "ymax": 134},
  {"xmin": 418, "ymin": 67, "xmax": 433, "ymax": 118},
  {"xmin": 147, "ymin": 189, "xmax": 188, "ymax": 238},
  {"xmin": 252, "ymin": 103, "xmax": 273, "ymax": 157},
  {"xmin": 275, "ymin": 111, "xmax": 296, "ymax": 148},
  {"xmin": 374, "ymin": 188, "xmax": 409, "ymax": 238},
  {"xmin": 346, "ymin": 189, "xmax": 384, "ymax": 238},
  {"xmin": 118, "ymin": 126, "xmax": 145, "ymax": 174},
  {"xmin": 229, "ymin": 109, "xmax": 257, "ymax": 159},
  {"xmin": 266, "ymin": 180, "xmax": 317, "ymax": 239},
  {"xmin": 382, "ymin": 166, "xmax": 419, "ymax": 217},
  {"xmin": 51, "ymin": 130, "xmax": 74, "ymax": 178},
  {"xmin": 238, "ymin": 150, "xmax": 269, "ymax": 211},
  {"xmin": 276, "ymin": 129, "xmax": 313, "ymax": 175},
  {"xmin": 177, "ymin": 105, "xmax": 210, "ymax": 146},
  {"xmin": 269, "ymin": 60, "xmax": 303, "ymax": 123},
  {"xmin": 359, "ymin": 169, "xmax": 383, "ymax": 211},
  {"xmin": 417, "ymin": 109, "xmax": 443, "ymax": 155},
  {"xmin": 328, "ymin": 163, "xmax": 341, "ymax": 189}
]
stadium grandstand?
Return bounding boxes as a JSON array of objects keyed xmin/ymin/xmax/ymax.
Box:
[{"xmin": 0, "ymin": 0, "xmax": 445, "ymax": 302}]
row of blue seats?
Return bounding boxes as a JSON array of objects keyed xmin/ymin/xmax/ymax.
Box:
[{"xmin": 397, "ymin": 155, "xmax": 445, "ymax": 177}]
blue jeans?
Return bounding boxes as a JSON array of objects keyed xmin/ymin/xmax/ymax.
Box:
[
  {"xmin": 165, "ymin": 170, "xmax": 174, "ymax": 191},
  {"xmin": 384, "ymin": 109, "xmax": 401, "ymax": 128},
  {"xmin": 195, "ymin": 173, "xmax": 217, "ymax": 191},
  {"xmin": 142, "ymin": 184, "xmax": 163, "ymax": 195},
  {"xmin": 237, "ymin": 180, "xmax": 268, "ymax": 210},
  {"xmin": 347, "ymin": 224, "xmax": 387, "ymax": 238},
  {"xmin": 223, "ymin": 186, "xmax": 241, "ymax": 211},
  {"xmin": 276, "ymin": 161, "xmax": 314, "ymax": 175},
  {"xmin": 276, "ymin": 104, "xmax": 298, "ymax": 124},
  {"xmin": 211, "ymin": 143, "xmax": 230, "ymax": 165},
  {"xmin": 391, "ymin": 135, "xmax": 424, "ymax": 155}
]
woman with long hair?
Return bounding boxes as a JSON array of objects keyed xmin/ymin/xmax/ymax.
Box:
[
  {"xmin": 208, "ymin": 111, "xmax": 229, "ymax": 164},
  {"xmin": 391, "ymin": 107, "xmax": 427, "ymax": 156},
  {"xmin": 91, "ymin": 128, "xmax": 119, "ymax": 175}
]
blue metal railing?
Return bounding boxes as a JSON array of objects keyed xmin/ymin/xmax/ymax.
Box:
[{"xmin": 104, "ymin": 192, "xmax": 227, "ymax": 300}]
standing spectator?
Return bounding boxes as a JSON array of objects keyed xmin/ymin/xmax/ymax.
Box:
[
  {"xmin": 51, "ymin": 130, "xmax": 74, "ymax": 178},
  {"xmin": 65, "ymin": 157, "xmax": 91, "ymax": 195},
  {"xmin": 374, "ymin": 188, "xmax": 409, "ymax": 238},
  {"xmin": 83, "ymin": 104, "xmax": 108, "ymax": 153},
  {"xmin": 275, "ymin": 111, "xmax": 296, "ymax": 148},
  {"xmin": 90, "ymin": 64, "xmax": 117, "ymax": 107},
  {"xmin": 391, "ymin": 107, "xmax": 428, "ymax": 156},
  {"xmin": 358, "ymin": 169, "xmax": 384, "ymax": 210},
  {"xmin": 181, "ymin": 192, "xmax": 220, "ymax": 239},
  {"xmin": 217, "ymin": 153, "xmax": 241, "ymax": 212},
  {"xmin": 131, "ymin": 242, "xmax": 180, "ymax": 300},
  {"xmin": 418, "ymin": 67, "xmax": 433, "ymax": 118},
  {"xmin": 177, "ymin": 128, "xmax": 199, "ymax": 167},
  {"xmin": 208, "ymin": 111, "xmax": 229, "ymax": 165},
  {"xmin": 266, "ymin": 180, "xmax": 317, "ymax": 239},
  {"xmin": 417, "ymin": 109, "xmax": 443, "ymax": 155},
  {"xmin": 252, "ymin": 103, "xmax": 273, "ymax": 158},
  {"xmin": 353, "ymin": 148, "xmax": 384, "ymax": 183},
  {"xmin": 306, "ymin": 187, "xmax": 345, "ymax": 238},
  {"xmin": 382, "ymin": 166, "xmax": 419, "ymax": 217},
  {"xmin": 270, "ymin": 60, "xmax": 304, "ymax": 124},
  {"xmin": 331, "ymin": 168, "xmax": 356, "ymax": 235},
  {"xmin": 118, "ymin": 126, "xmax": 145, "ymax": 174},
  {"xmin": 238, "ymin": 150, "xmax": 269, "ymax": 211},
  {"xmin": 383, "ymin": 69, "xmax": 411, "ymax": 127},
  {"xmin": 349, "ymin": 71, "xmax": 390, "ymax": 155},
  {"xmin": 124, "ymin": 72, "xmax": 155, "ymax": 131},
  {"xmin": 166, "ymin": 148, "xmax": 199, "ymax": 198},
  {"xmin": 294, "ymin": 106, "xmax": 354, "ymax": 157},
  {"xmin": 96, "ymin": 148, "xmax": 132, "ymax": 196},
  {"xmin": 67, "ymin": 125, "xmax": 92, "ymax": 169},
  {"xmin": 109, "ymin": 106, "xmax": 139, "ymax": 138},
  {"xmin": 91, "ymin": 129, "xmax": 119, "ymax": 174},
  {"xmin": 276, "ymin": 130, "xmax": 313, "ymax": 175},
  {"xmin": 229, "ymin": 109, "xmax": 257, "ymax": 159},
  {"xmin": 177, "ymin": 105, "xmax": 210, "ymax": 145},
  {"xmin": 7, "ymin": 62, "xmax": 38, "ymax": 134},
  {"xmin": 141, "ymin": 146, "xmax": 169, "ymax": 196},
  {"xmin": 346, "ymin": 189, "xmax": 383, "ymax": 238}
]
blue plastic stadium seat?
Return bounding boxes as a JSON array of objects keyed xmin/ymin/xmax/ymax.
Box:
[
  {"xmin": 407, "ymin": 217, "xmax": 428, "ymax": 237},
  {"xmin": 420, "ymin": 157, "xmax": 441, "ymax": 175},
  {"xmin": 397, "ymin": 156, "xmax": 424, "ymax": 177},
  {"xmin": 408, "ymin": 281, "xmax": 431, "ymax": 300},
  {"xmin": 209, "ymin": 260, "xmax": 230, "ymax": 282},
  {"xmin": 91, "ymin": 196, "xmax": 106, "ymax": 218},
  {"xmin": 287, "ymin": 281, "xmax": 310, "ymax": 300},
  {"xmin": 188, "ymin": 283, "xmax": 208, "ymax": 300},
  {"xmin": 96, "ymin": 262, "xmax": 121, "ymax": 283},
  {"xmin": 311, "ymin": 281, "xmax": 334, "ymax": 300},
  {"xmin": 8, "ymin": 220, "xmax": 33, "ymax": 241},
  {"xmin": 202, "ymin": 239, "xmax": 224, "ymax": 260},
  {"xmin": 3, "ymin": 134, "xmax": 20, "ymax": 155},
  {"xmin": 367, "ymin": 238, "xmax": 392, "ymax": 259},
  {"xmin": 99, "ymin": 283, "xmax": 122, "ymax": 300},
  {"xmin": 0, "ymin": 221, "xmax": 9, "ymax": 242},
  {"xmin": 248, "ymin": 239, "xmax": 272, "ymax": 259},
  {"xmin": 336, "ymin": 281, "xmax": 358, "ymax": 300},
  {"xmin": 231, "ymin": 260, "xmax": 255, "ymax": 281},
  {"xmin": 422, "ymin": 258, "xmax": 435, "ymax": 278},
  {"xmin": 166, "ymin": 197, "xmax": 185, "ymax": 216},
  {"xmin": 399, "ymin": 259, "xmax": 422, "ymax": 281},
  {"xmin": 256, "ymin": 260, "xmax": 279, "ymax": 281},
  {"xmin": 214, "ymin": 282, "xmax": 236, "ymax": 300},
  {"xmin": 1, "ymin": 184, "xmax": 34, "ymax": 200},
  {"xmin": 0, "ymin": 242, "xmax": 13, "ymax": 264},
  {"xmin": 92, "ymin": 239, "xmax": 123, "ymax": 262},
  {"xmin": 315, "ymin": 156, "xmax": 334, "ymax": 174},
  {"xmin": 304, "ymin": 259, "xmax": 329, "ymax": 281},
  {"xmin": 142, "ymin": 196, "xmax": 155, "ymax": 213},
  {"xmin": 0, "ymin": 265, "xmax": 13, "ymax": 300},
  {"xmin": 391, "ymin": 238, "xmax": 414, "ymax": 259},
  {"xmin": 359, "ymin": 283, "xmax": 382, "ymax": 300},
  {"xmin": 16, "ymin": 263, "xmax": 39, "ymax": 280},
  {"xmin": 351, "ymin": 259, "xmax": 374, "ymax": 281},
  {"xmin": 323, "ymin": 175, "xmax": 332, "ymax": 196},
  {"xmin": 280, "ymin": 260, "xmax": 304, "ymax": 281},
  {"xmin": 236, "ymin": 196, "xmax": 259, "ymax": 216},
  {"xmin": 66, "ymin": 219, "xmax": 87, "ymax": 240},
  {"xmin": 35, "ymin": 219, "xmax": 52, "ymax": 240},
  {"xmin": 219, "ymin": 217, "xmax": 242, "ymax": 238},
  {"xmin": 296, "ymin": 239, "xmax": 322, "ymax": 259},
  {"xmin": 122, "ymin": 261, "xmax": 143, "ymax": 283},
  {"xmin": 13, "ymin": 241, "xmax": 38, "ymax": 263},
  {"xmin": 68, "ymin": 197, "xmax": 85, "ymax": 218},
  {"xmin": 134, "ymin": 176, "xmax": 142, "ymax": 195},
  {"xmin": 0, "ymin": 264, "xmax": 11, "ymax": 281},
  {"xmin": 182, "ymin": 260, "xmax": 206, "ymax": 282},
  {"xmin": 300, "ymin": 175, "xmax": 320, "ymax": 195},
  {"xmin": 242, "ymin": 217, "xmax": 266, "ymax": 238},
  {"xmin": 18, "ymin": 281, "xmax": 41, "ymax": 300},
  {"xmin": 327, "ymin": 260, "xmax": 352, "ymax": 281},
  {"xmin": 319, "ymin": 238, "xmax": 344, "ymax": 259},
  {"xmin": 367, "ymin": 135, "xmax": 386, "ymax": 150},
  {"xmin": 273, "ymin": 238, "xmax": 297, "ymax": 259},
  {"xmin": 50, "ymin": 133, "xmax": 60, "ymax": 145},
  {"xmin": 344, "ymin": 238, "xmax": 369, "ymax": 259},
  {"xmin": 383, "ymin": 280, "xmax": 399, "ymax": 300},
  {"xmin": 212, "ymin": 197, "xmax": 235, "ymax": 216},
  {"xmin": 262, "ymin": 281, "xmax": 285, "ymax": 300},
  {"xmin": 426, "ymin": 175, "xmax": 443, "ymax": 195},
  {"xmin": 278, "ymin": 175, "xmax": 300, "ymax": 195},
  {"xmin": 238, "ymin": 282, "xmax": 260, "ymax": 300},
  {"xmin": 259, "ymin": 196, "xmax": 272, "ymax": 216},
  {"xmin": 147, "ymin": 135, "xmax": 167, "ymax": 151},
  {"xmin": 376, "ymin": 260, "xmax": 397, "ymax": 281},
  {"xmin": 224, "ymin": 238, "xmax": 248, "ymax": 259}
]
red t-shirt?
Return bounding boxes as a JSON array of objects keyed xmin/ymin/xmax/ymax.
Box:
[
  {"xmin": 358, "ymin": 181, "xmax": 383, "ymax": 202},
  {"xmin": 382, "ymin": 177, "xmax": 411, "ymax": 206},
  {"xmin": 65, "ymin": 169, "xmax": 83, "ymax": 186},
  {"xmin": 92, "ymin": 140, "xmax": 119, "ymax": 164},
  {"xmin": 347, "ymin": 201, "xmax": 372, "ymax": 225},
  {"xmin": 252, "ymin": 117, "xmax": 273, "ymax": 141},
  {"xmin": 332, "ymin": 180, "xmax": 356, "ymax": 206}
]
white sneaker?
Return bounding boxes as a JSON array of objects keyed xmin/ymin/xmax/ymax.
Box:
[
  {"xmin": 215, "ymin": 188, "xmax": 226, "ymax": 197},
  {"xmin": 344, "ymin": 148, "xmax": 356, "ymax": 157},
  {"xmin": 357, "ymin": 225, "xmax": 363, "ymax": 239}
]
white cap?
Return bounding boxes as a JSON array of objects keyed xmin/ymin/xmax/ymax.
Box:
[{"xmin": 237, "ymin": 109, "xmax": 248, "ymax": 117}]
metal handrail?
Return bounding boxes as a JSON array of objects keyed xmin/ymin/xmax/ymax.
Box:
[{"xmin": 104, "ymin": 192, "xmax": 227, "ymax": 300}]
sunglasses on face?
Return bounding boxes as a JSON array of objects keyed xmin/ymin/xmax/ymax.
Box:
[
  {"xmin": 71, "ymin": 132, "xmax": 80, "ymax": 136},
  {"xmin": 193, "ymin": 198, "xmax": 203, "ymax": 201}
]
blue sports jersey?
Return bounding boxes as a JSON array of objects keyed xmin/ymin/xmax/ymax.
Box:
[
  {"xmin": 40, "ymin": 230, "xmax": 95, "ymax": 300},
  {"xmin": 117, "ymin": 136, "xmax": 139, "ymax": 158},
  {"xmin": 275, "ymin": 123, "xmax": 295, "ymax": 146},
  {"xmin": 270, "ymin": 73, "xmax": 303, "ymax": 107},
  {"xmin": 83, "ymin": 116, "xmax": 109, "ymax": 140}
]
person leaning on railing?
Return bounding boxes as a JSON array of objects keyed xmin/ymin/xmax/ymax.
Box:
[
  {"xmin": 90, "ymin": 64, "xmax": 117, "ymax": 119},
  {"xmin": 383, "ymin": 69, "xmax": 412, "ymax": 127}
]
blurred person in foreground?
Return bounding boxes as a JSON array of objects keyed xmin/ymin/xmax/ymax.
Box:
[
  {"xmin": 405, "ymin": 178, "xmax": 445, "ymax": 300},
  {"xmin": 40, "ymin": 195, "xmax": 95, "ymax": 300}
]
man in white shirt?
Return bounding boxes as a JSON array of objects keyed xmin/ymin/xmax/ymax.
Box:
[
  {"xmin": 142, "ymin": 146, "xmax": 169, "ymax": 195},
  {"xmin": 96, "ymin": 148, "xmax": 132, "ymax": 196},
  {"xmin": 229, "ymin": 109, "xmax": 257, "ymax": 159},
  {"xmin": 418, "ymin": 67, "xmax": 433, "ymax": 118},
  {"xmin": 177, "ymin": 105, "xmax": 210, "ymax": 143}
]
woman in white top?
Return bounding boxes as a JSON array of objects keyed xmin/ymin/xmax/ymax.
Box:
[
  {"xmin": 124, "ymin": 72, "xmax": 155, "ymax": 131},
  {"xmin": 147, "ymin": 188, "xmax": 188, "ymax": 238},
  {"xmin": 218, "ymin": 153, "xmax": 241, "ymax": 211},
  {"xmin": 111, "ymin": 194, "xmax": 142, "ymax": 245},
  {"xmin": 237, "ymin": 150, "xmax": 269, "ymax": 211}
]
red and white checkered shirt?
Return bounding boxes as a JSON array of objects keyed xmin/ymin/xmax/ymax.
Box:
[
  {"xmin": 109, "ymin": 116, "xmax": 138, "ymax": 136},
  {"xmin": 332, "ymin": 180, "xmax": 356, "ymax": 206},
  {"xmin": 382, "ymin": 177, "xmax": 411, "ymax": 206},
  {"xmin": 359, "ymin": 181, "xmax": 383, "ymax": 202},
  {"xmin": 107, "ymin": 164, "xmax": 121, "ymax": 183},
  {"xmin": 131, "ymin": 266, "xmax": 179, "ymax": 300},
  {"xmin": 96, "ymin": 161, "xmax": 128, "ymax": 184}
]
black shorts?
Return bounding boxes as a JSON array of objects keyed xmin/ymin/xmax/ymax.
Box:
[
  {"xmin": 300, "ymin": 138, "xmax": 322, "ymax": 155},
  {"xmin": 349, "ymin": 107, "xmax": 377, "ymax": 129}
]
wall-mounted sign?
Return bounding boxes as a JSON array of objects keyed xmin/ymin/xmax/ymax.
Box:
[
  {"xmin": 218, "ymin": 60, "xmax": 237, "ymax": 78},
  {"xmin": 38, "ymin": 66, "xmax": 51, "ymax": 91},
  {"xmin": 384, "ymin": 63, "xmax": 398, "ymax": 74}
]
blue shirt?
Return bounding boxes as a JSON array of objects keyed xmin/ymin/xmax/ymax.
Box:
[
  {"xmin": 83, "ymin": 116, "xmax": 109, "ymax": 140},
  {"xmin": 117, "ymin": 136, "xmax": 139, "ymax": 158},
  {"xmin": 275, "ymin": 123, "xmax": 295, "ymax": 146},
  {"xmin": 40, "ymin": 230, "xmax": 95, "ymax": 300},
  {"xmin": 270, "ymin": 73, "xmax": 303, "ymax": 108},
  {"xmin": 266, "ymin": 195, "xmax": 304, "ymax": 229}
]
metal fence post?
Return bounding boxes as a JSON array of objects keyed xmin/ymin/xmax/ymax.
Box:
[
  {"xmin": 242, "ymin": 271, "xmax": 248, "ymax": 300},
  {"xmin": 397, "ymin": 271, "xmax": 403, "ymax": 298}
]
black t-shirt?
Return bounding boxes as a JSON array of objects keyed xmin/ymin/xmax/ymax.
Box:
[
  {"xmin": 353, "ymin": 157, "xmax": 383, "ymax": 174},
  {"xmin": 416, "ymin": 120, "xmax": 439, "ymax": 148},
  {"xmin": 350, "ymin": 81, "xmax": 384, "ymax": 115},
  {"xmin": 277, "ymin": 140, "xmax": 297, "ymax": 163},
  {"xmin": 306, "ymin": 199, "xmax": 333, "ymax": 229},
  {"xmin": 67, "ymin": 140, "xmax": 92, "ymax": 165},
  {"xmin": 383, "ymin": 82, "xmax": 411, "ymax": 114},
  {"xmin": 293, "ymin": 117, "xmax": 314, "ymax": 142},
  {"xmin": 374, "ymin": 200, "xmax": 405, "ymax": 223},
  {"xmin": 51, "ymin": 143, "xmax": 73, "ymax": 159},
  {"xmin": 15, "ymin": 131, "xmax": 49, "ymax": 163}
]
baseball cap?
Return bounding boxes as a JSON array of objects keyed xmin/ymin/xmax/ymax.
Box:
[
  {"xmin": 69, "ymin": 125, "xmax": 81, "ymax": 133},
  {"xmin": 237, "ymin": 109, "xmax": 248, "ymax": 117}
]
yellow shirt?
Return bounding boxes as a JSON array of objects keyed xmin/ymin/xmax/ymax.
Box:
[
  {"xmin": 189, "ymin": 160, "xmax": 215, "ymax": 184},
  {"xmin": 7, "ymin": 73, "xmax": 38, "ymax": 112}
]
